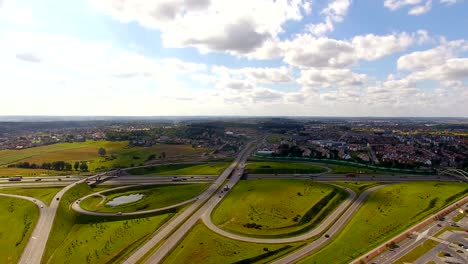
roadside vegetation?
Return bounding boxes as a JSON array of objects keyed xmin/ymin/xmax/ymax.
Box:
[
  {"xmin": 299, "ymin": 182, "xmax": 468, "ymax": 264},
  {"xmin": 0, "ymin": 196, "xmax": 39, "ymax": 264},
  {"xmin": 42, "ymin": 183, "xmax": 178, "ymax": 264},
  {"xmin": 331, "ymin": 182, "xmax": 382, "ymax": 196},
  {"xmin": 212, "ymin": 179, "xmax": 347, "ymax": 237},
  {"xmin": 127, "ymin": 163, "xmax": 229, "ymax": 175},
  {"xmin": 164, "ymin": 223, "xmax": 302, "ymax": 264},
  {"xmin": 80, "ymin": 184, "xmax": 207, "ymax": 213},
  {"xmin": 245, "ymin": 162, "xmax": 326, "ymax": 174},
  {"xmin": 0, "ymin": 187, "xmax": 62, "ymax": 205},
  {"xmin": 0, "ymin": 140, "xmax": 211, "ymax": 177}
]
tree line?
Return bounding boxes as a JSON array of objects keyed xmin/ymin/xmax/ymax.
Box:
[{"xmin": 8, "ymin": 160, "xmax": 89, "ymax": 171}]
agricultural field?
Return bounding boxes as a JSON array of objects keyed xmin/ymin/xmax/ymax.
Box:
[
  {"xmin": 299, "ymin": 181, "xmax": 468, "ymax": 264},
  {"xmin": 80, "ymin": 184, "xmax": 207, "ymax": 213},
  {"xmin": 0, "ymin": 186, "xmax": 62, "ymax": 205},
  {"xmin": 127, "ymin": 162, "xmax": 229, "ymax": 175},
  {"xmin": 164, "ymin": 223, "xmax": 302, "ymax": 264},
  {"xmin": 212, "ymin": 179, "xmax": 347, "ymax": 237},
  {"xmin": 0, "ymin": 196, "xmax": 39, "ymax": 264},
  {"xmin": 43, "ymin": 183, "xmax": 178, "ymax": 264},
  {"xmin": 0, "ymin": 140, "xmax": 212, "ymax": 176},
  {"xmin": 245, "ymin": 162, "xmax": 326, "ymax": 174}
]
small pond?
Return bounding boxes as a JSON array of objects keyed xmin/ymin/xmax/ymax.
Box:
[{"xmin": 106, "ymin": 194, "xmax": 144, "ymax": 207}]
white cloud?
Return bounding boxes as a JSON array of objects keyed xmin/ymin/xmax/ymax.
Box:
[
  {"xmin": 440, "ymin": 0, "xmax": 459, "ymax": 5},
  {"xmin": 307, "ymin": 0, "xmax": 351, "ymax": 36},
  {"xmin": 352, "ymin": 32, "xmax": 414, "ymax": 60},
  {"xmin": 93, "ymin": 0, "xmax": 308, "ymax": 55},
  {"xmin": 384, "ymin": 0, "xmax": 423, "ymax": 10},
  {"xmin": 408, "ymin": 0, "xmax": 432, "ymax": 15},
  {"xmin": 398, "ymin": 40, "xmax": 467, "ymax": 71},
  {"xmin": 297, "ymin": 68, "xmax": 367, "ymax": 88},
  {"xmin": 282, "ymin": 32, "xmax": 415, "ymax": 68}
]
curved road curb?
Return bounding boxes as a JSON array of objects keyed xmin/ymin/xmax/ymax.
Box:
[
  {"xmin": 201, "ymin": 184, "xmax": 355, "ymax": 244},
  {"xmin": 271, "ymin": 184, "xmax": 388, "ymax": 264},
  {"xmin": 71, "ymin": 185, "xmax": 199, "ymax": 217}
]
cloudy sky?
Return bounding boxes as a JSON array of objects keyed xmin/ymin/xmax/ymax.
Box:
[{"xmin": 1, "ymin": 0, "xmax": 467, "ymax": 117}]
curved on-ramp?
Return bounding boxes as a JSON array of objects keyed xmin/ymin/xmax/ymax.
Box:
[
  {"xmin": 271, "ymin": 184, "xmax": 388, "ymax": 264},
  {"xmin": 201, "ymin": 184, "xmax": 356, "ymax": 244},
  {"xmin": 71, "ymin": 185, "xmax": 199, "ymax": 217}
]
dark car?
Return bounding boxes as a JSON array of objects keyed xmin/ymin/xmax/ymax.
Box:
[{"xmin": 324, "ymin": 234, "xmax": 330, "ymax": 238}]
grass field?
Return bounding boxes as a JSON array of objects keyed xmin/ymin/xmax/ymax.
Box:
[
  {"xmin": 0, "ymin": 196, "xmax": 39, "ymax": 264},
  {"xmin": 0, "ymin": 140, "xmax": 211, "ymax": 176},
  {"xmin": 0, "ymin": 167, "xmax": 70, "ymax": 177},
  {"xmin": 299, "ymin": 182, "xmax": 468, "ymax": 264},
  {"xmin": 80, "ymin": 184, "xmax": 207, "ymax": 213},
  {"xmin": 394, "ymin": 239, "xmax": 439, "ymax": 264},
  {"xmin": 42, "ymin": 183, "xmax": 178, "ymax": 264},
  {"xmin": 127, "ymin": 163, "xmax": 229, "ymax": 175},
  {"xmin": 265, "ymin": 134, "xmax": 291, "ymax": 144},
  {"xmin": 245, "ymin": 162, "xmax": 326, "ymax": 174},
  {"xmin": 164, "ymin": 223, "xmax": 302, "ymax": 264},
  {"xmin": 0, "ymin": 187, "xmax": 62, "ymax": 205},
  {"xmin": 212, "ymin": 179, "xmax": 347, "ymax": 237}
]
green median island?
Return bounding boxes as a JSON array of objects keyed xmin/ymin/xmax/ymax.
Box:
[
  {"xmin": 299, "ymin": 181, "xmax": 468, "ymax": 264},
  {"xmin": 80, "ymin": 183, "xmax": 208, "ymax": 213},
  {"xmin": 164, "ymin": 223, "xmax": 303, "ymax": 264},
  {"xmin": 245, "ymin": 162, "xmax": 326, "ymax": 174},
  {"xmin": 0, "ymin": 186, "xmax": 62, "ymax": 205},
  {"xmin": 127, "ymin": 162, "xmax": 230, "ymax": 175},
  {"xmin": 212, "ymin": 179, "xmax": 347, "ymax": 238},
  {"xmin": 42, "ymin": 183, "xmax": 185, "ymax": 264},
  {"xmin": 0, "ymin": 196, "xmax": 39, "ymax": 264}
]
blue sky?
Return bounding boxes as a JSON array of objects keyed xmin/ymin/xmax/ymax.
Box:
[{"xmin": 0, "ymin": 0, "xmax": 467, "ymax": 116}]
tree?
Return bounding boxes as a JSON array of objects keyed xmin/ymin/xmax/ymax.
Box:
[
  {"xmin": 98, "ymin": 147, "xmax": 107, "ymax": 156},
  {"xmin": 80, "ymin": 161, "xmax": 89, "ymax": 172},
  {"xmin": 74, "ymin": 161, "xmax": 80, "ymax": 171}
]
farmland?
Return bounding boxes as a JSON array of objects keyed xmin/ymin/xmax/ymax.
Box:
[
  {"xmin": 42, "ymin": 183, "xmax": 178, "ymax": 264},
  {"xmin": 164, "ymin": 223, "xmax": 302, "ymax": 264},
  {"xmin": 299, "ymin": 182, "xmax": 468, "ymax": 264},
  {"xmin": 212, "ymin": 179, "xmax": 347, "ymax": 237},
  {"xmin": 245, "ymin": 162, "xmax": 326, "ymax": 174},
  {"xmin": 127, "ymin": 162, "xmax": 230, "ymax": 175},
  {"xmin": 0, "ymin": 140, "xmax": 212, "ymax": 176},
  {"xmin": 80, "ymin": 184, "xmax": 208, "ymax": 213},
  {"xmin": 0, "ymin": 196, "xmax": 39, "ymax": 264}
]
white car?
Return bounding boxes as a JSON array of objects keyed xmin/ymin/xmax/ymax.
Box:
[{"xmin": 40, "ymin": 205, "xmax": 44, "ymax": 208}]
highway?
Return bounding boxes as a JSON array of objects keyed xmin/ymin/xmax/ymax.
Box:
[
  {"xmin": 17, "ymin": 171, "xmax": 111, "ymax": 264},
  {"xmin": 122, "ymin": 141, "xmax": 258, "ymax": 264},
  {"xmin": 201, "ymin": 184, "xmax": 355, "ymax": 243},
  {"xmin": 271, "ymin": 185, "xmax": 388, "ymax": 264},
  {"xmin": 248, "ymin": 173, "xmax": 457, "ymax": 182}
]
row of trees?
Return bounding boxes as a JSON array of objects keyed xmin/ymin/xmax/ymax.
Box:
[{"xmin": 8, "ymin": 161, "xmax": 89, "ymax": 171}]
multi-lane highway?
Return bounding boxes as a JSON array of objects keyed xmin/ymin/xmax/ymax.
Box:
[
  {"xmin": 122, "ymin": 141, "xmax": 258, "ymax": 264},
  {"xmin": 17, "ymin": 172, "xmax": 111, "ymax": 264}
]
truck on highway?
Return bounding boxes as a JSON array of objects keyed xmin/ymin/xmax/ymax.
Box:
[
  {"xmin": 8, "ymin": 176, "xmax": 23, "ymax": 181},
  {"xmin": 345, "ymin": 173, "xmax": 357, "ymax": 178}
]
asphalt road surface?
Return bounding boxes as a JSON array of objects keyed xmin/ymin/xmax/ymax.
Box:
[
  {"xmin": 201, "ymin": 184, "xmax": 355, "ymax": 243},
  {"xmin": 122, "ymin": 141, "xmax": 257, "ymax": 264},
  {"xmin": 271, "ymin": 185, "xmax": 388, "ymax": 264},
  {"xmin": 17, "ymin": 171, "xmax": 111, "ymax": 264}
]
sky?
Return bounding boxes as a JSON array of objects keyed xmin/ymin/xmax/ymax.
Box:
[{"xmin": 0, "ymin": 0, "xmax": 467, "ymax": 117}]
